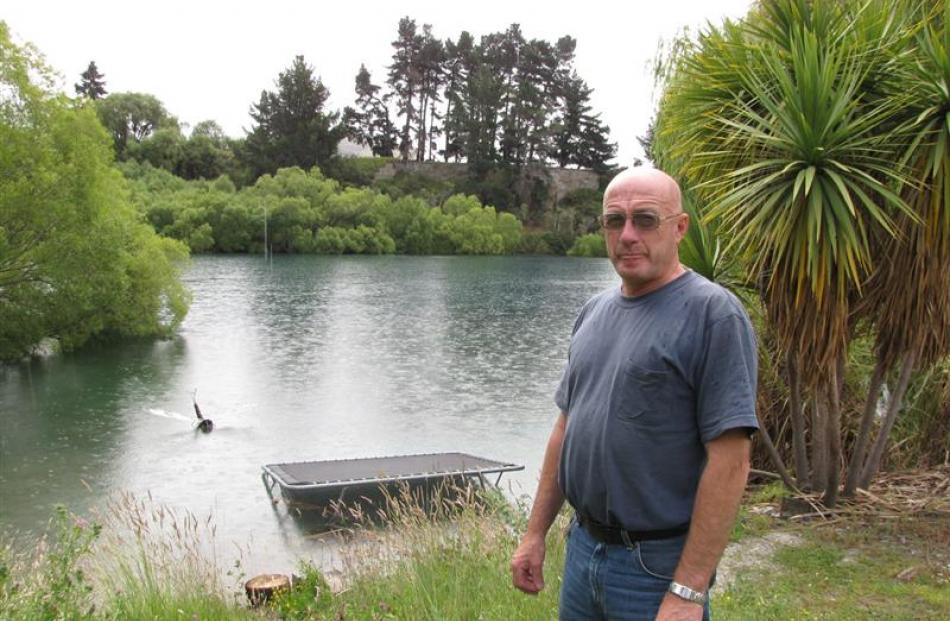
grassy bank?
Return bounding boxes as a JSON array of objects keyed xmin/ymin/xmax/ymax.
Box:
[{"xmin": 1, "ymin": 486, "xmax": 947, "ymax": 620}]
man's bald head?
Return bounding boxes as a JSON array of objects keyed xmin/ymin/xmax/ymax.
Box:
[{"xmin": 603, "ymin": 168, "xmax": 682, "ymax": 214}]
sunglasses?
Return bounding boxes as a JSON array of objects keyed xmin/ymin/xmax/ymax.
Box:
[{"xmin": 599, "ymin": 211, "xmax": 683, "ymax": 231}]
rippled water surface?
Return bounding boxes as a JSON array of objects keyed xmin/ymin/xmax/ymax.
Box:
[{"xmin": 0, "ymin": 255, "xmax": 618, "ymax": 572}]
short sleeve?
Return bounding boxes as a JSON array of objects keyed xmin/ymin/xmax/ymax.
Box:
[
  {"xmin": 554, "ymin": 362, "xmax": 570, "ymax": 412},
  {"xmin": 694, "ymin": 311, "xmax": 759, "ymax": 443},
  {"xmin": 553, "ymin": 296, "xmax": 596, "ymax": 414}
]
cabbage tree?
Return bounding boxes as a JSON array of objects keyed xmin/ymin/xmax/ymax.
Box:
[{"xmin": 654, "ymin": 0, "xmax": 917, "ymax": 505}]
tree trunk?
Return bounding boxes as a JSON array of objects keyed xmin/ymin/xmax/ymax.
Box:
[
  {"xmin": 787, "ymin": 352, "xmax": 810, "ymax": 487},
  {"xmin": 823, "ymin": 362, "xmax": 843, "ymax": 507},
  {"xmin": 810, "ymin": 398, "xmax": 828, "ymax": 492},
  {"xmin": 755, "ymin": 416, "xmax": 799, "ymax": 492},
  {"xmin": 859, "ymin": 349, "xmax": 918, "ymax": 489},
  {"xmin": 416, "ymin": 89, "xmax": 428, "ymax": 162},
  {"xmin": 844, "ymin": 357, "xmax": 886, "ymax": 496},
  {"xmin": 245, "ymin": 574, "xmax": 291, "ymax": 607}
]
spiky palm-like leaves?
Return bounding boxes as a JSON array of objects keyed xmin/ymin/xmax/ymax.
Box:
[
  {"xmin": 847, "ymin": 1, "xmax": 950, "ymax": 493},
  {"xmin": 654, "ymin": 0, "xmax": 929, "ymax": 505}
]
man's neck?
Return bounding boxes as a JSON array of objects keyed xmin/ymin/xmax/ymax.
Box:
[{"xmin": 621, "ymin": 264, "xmax": 687, "ymax": 298}]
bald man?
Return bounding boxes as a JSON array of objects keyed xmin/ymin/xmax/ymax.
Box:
[{"xmin": 511, "ymin": 168, "xmax": 758, "ymax": 621}]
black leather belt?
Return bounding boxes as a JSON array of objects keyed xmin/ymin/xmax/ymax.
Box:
[{"xmin": 577, "ymin": 514, "xmax": 689, "ymax": 545}]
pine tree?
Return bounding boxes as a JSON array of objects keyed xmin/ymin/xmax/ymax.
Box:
[
  {"xmin": 414, "ymin": 25, "xmax": 444, "ymax": 161},
  {"xmin": 555, "ymin": 72, "xmax": 616, "ymax": 172},
  {"xmin": 387, "ymin": 17, "xmax": 422, "ymax": 161},
  {"xmin": 74, "ymin": 61, "xmax": 106, "ymax": 100},
  {"xmin": 244, "ymin": 56, "xmax": 342, "ymax": 178},
  {"xmin": 345, "ymin": 65, "xmax": 397, "ymax": 156},
  {"xmin": 441, "ymin": 32, "xmax": 475, "ymax": 162}
]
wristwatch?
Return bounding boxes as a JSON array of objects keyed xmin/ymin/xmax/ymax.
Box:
[{"xmin": 668, "ymin": 581, "xmax": 707, "ymax": 605}]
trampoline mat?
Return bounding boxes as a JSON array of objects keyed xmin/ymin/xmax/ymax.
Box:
[{"xmin": 265, "ymin": 452, "xmax": 520, "ymax": 487}]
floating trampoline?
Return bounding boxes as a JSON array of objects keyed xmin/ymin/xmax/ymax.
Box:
[{"xmin": 261, "ymin": 452, "xmax": 523, "ymax": 510}]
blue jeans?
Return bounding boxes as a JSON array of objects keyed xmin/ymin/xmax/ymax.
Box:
[{"xmin": 559, "ymin": 519, "xmax": 711, "ymax": 621}]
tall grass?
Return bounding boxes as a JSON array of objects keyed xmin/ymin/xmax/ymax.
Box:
[
  {"xmin": 2, "ymin": 484, "xmax": 944, "ymax": 620},
  {"xmin": 91, "ymin": 492, "xmax": 254, "ymax": 620},
  {"xmin": 273, "ymin": 482, "xmax": 567, "ymax": 620},
  {"xmin": 0, "ymin": 507, "xmax": 99, "ymax": 620},
  {"xmin": 0, "ymin": 495, "xmax": 255, "ymax": 621}
]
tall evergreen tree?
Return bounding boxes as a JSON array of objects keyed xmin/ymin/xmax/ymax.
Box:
[
  {"xmin": 415, "ymin": 25, "xmax": 445, "ymax": 161},
  {"xmin": 74, "ymin": 61, "xmax": 106, "ymax": 100},
  {"xmin": 244, "ymin": 55, "xmax": 343, "ymax": 178},
  {"xmin": 441, "ymin": 32, "xmax": 475, "ymax": 162},
  {"xmin": 556, "ymin": 73, "xmax": 616, "ymax": 172},
  {"xmin": 344, "ymin": 65, "xmax": 397, "ymax": 156},
  {"xmin": 496, "ymin": 25, "xmax": 525, "ymax": 165},
  {"xmin": 387, "ymin": 17, "xmax": 422, "ymax": 161}
]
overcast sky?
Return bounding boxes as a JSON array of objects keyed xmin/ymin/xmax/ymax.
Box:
[{"xmin": 5, "ymin": 0, "xmax": 750, "ymax": 166}]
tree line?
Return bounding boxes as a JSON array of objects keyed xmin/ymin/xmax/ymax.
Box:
[
  {"xmin": 72, "ymin": 18, "xmax": 617, "ymax": 213},
  {"xmin": 122, "ymin": 163, "xmax": 526, "ymax": 256},
  {"xmin": 343, "ymin": 20, "xmax": 616, "ymax": 174}
]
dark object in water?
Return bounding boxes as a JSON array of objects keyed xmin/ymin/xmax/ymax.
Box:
[{"xmin": 193, "ymin": 390, "xmax": 214, "ymax": 433}]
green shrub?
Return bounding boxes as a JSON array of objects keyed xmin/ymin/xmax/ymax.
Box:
[
  {"xmin": 374, "ymin": 170, "xmax": 457, "ymax": 205},
  {"xmin": 325, "ymin": 156, "xmax": 392, "ymax": 187},
  {"xmin": 567, "ymin": 233, "xmax": 607, "ymax": 257}
]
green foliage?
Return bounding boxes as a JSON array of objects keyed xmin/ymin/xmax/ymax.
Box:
[
  {"xmin": 677, "ymin": 190, "xmax": 750, "ymax": 296},
  {"xmin": 516, "ymin": 231, "xmax": 555, "ymax": 255},
  {"xmin": 270, "ymin": 563, "xmax": 332, "ymax": 620},
  {"xmin": 244, "ymin": 55, "xmax": 344, "ymax": 179},
  {"xmin": 74, "ymin": 60, "xmax": 106, "ymax": 100},
  {"xmin": 374, "ymin": 19, "xmax": 615, "ymax": 175},
  {"xmin": 274, "ymin": 488, "xmax": 567, "ymax": 621},
  {"xmin": 325, "ymin": 155, "xmax": 392, "ymax": 187},
  {"xmin": 556, "ymin": 187, "xmax": 603, "ymax": 235},
  {"xmin": 0, "ymin": 26, "xmax": 190, "ymax": 361},
  {"xmin": 374, "ymin": 169, "xmax": 458, "ymax": 205},
  {"xmin": 95, "ymin": 91, "xmax": 175, "ymax": 159},
  {"xmin": 0, "ymin": 507, "xmax": 100, "ymax": 621},
  {"xmin": 653, "ymin": 0, "xmax": 950, "ymax": 497},
  {"xmin": 117, "ymin": 165, "xmax": 525, "ymax": 257},
  {"xmin": 539, "ymin": 229, "xmax": 577, "ymax": 256},
  {"xmin": 567, "ymin": 233, "xmax": 607, "ymax": 257},
  {"xmin": 343, "ymin": 65, "xmax": 397, "ymax": 157}
]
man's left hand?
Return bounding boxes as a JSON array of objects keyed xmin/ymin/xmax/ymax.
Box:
[{"xmin": 655, "ymin": 592, "xmax": 704, "ymax": 620}]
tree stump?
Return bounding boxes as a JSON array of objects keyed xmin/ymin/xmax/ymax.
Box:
[{"xmin": 245, "ymin": 573, "xmax": 291, "ymax": 607}]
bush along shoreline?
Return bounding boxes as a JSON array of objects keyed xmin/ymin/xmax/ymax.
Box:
[{"xmin": 121, "ymin": 161, "xmax": 606, "ymax": 258}]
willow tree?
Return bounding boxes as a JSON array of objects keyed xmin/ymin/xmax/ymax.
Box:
[
  {"xmin": 0, "ymin": 22, "xmax": 191, "ymax": 361},
  {"xmin": 654, "ymin": 0, "xmax": 918, "ymax": 505}
]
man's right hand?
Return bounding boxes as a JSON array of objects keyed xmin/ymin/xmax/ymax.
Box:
[{"xmin": 511, "ymin": 533, "xmax": 546, "ymax": 594}]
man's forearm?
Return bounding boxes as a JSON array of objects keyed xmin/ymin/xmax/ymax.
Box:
[
  {"xmin": 525, "ymin": 412, "xmax": 567, "ymax": 539},
  {"xmin": 511, "ymin": 413, "xmax": 568, "ymax": 594},
  {"xmin": 672, "ymin": 430, "xmax": 751, "ymax": 591}
]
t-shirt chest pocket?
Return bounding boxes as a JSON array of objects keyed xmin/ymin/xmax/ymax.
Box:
[{"xmin": 612, "ymin": 360, "xmax": 691, "ymax": 432}]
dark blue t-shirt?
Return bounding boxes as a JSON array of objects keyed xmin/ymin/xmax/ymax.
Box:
[{"xmin": 555, "ymin": 271, "xmax": 759, "ymax": 531}]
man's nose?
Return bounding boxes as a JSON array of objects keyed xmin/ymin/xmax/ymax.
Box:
[{"xmin": 619, "ymin": 217, "xmax": 641, "ymax": 243}]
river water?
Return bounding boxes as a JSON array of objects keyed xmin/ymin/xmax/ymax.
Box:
[{"xmin": 0, "ymin": 255, "xmax": 618, "ymax": 574}]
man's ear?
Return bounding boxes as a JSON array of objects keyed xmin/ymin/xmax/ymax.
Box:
[{"xmin": 675, "ymin": 212, "xmax": 690, "ymax": 242}]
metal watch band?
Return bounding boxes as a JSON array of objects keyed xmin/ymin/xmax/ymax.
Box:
[{"xmin": 668, "ymin": 581, "xmax": 707, "ymax": 605}]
